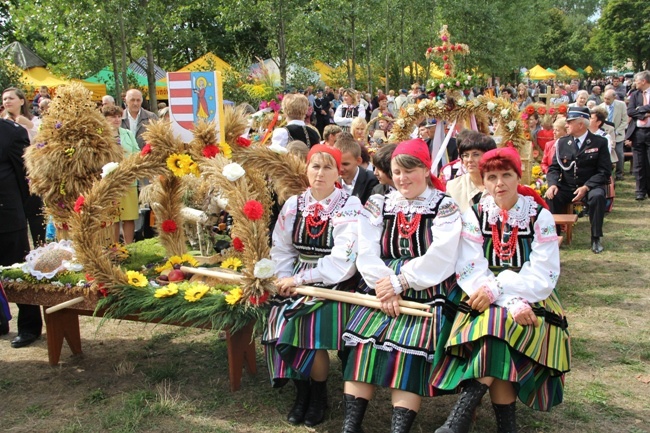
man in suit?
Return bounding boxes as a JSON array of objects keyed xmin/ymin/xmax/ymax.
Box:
[
  {"xmin": 334, "ymin": 133, "xmax": 378, "ymax": 205},
  {"xmin": 121, "ymin": 89, "xmax": 159, "ymax": 149},
  {"xmin": 625, "ymin": 71, "xmax": 650, "ymax": 200},
  {"xmin": 601, "ymin": 89, "xmax": 629, "ymax": 180},
  {"xmin": 567, "ymin": 80, "xmax": 580, "ymax": 104},
  {"xmin": 546, "ymin": 106, "xmax": 611, "ymax": 253},
  {"xmin": 0, "ymin": 118, "xmax": 42, "ymax": 347},
  {"xmin": 313, "ymin": 88, "xmax": 331, "ymax": 138}
]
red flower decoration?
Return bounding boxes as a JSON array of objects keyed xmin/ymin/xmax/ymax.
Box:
[
  {"xmin": 85, "ymin": 273, "xmax": 95, "ymax": 282},
  {"xmin": 236, "ymin": 136, "xmax": 252, "ymax": 147},
  {"xmin": 442, "ymin": 55, "xmax": 448, "ymax": 61},
  {"xmin": 249, "ymin": 292, "xmax": 269, "ymax": 306},
  {"xmin": 525, "ymin": 105, "xmax": 536, "ymax": 115},
  {"xmin": 98, "ymin": 284, "xmax": 108, "ymax": 298},
  {"xmin": 232, "ymin": 237, "xmax": 245, "ymax": 252},
  {"xmin": 506, "ymin": 140, "xmax": 514, "ymax": 147},
  {"xmin": 537, "ymin": 106, "xmax": 547, "ymax": 115},
  {"xmin": 202, "ymin": 144, "xmax": 220, "ymax": 158},
  {"xmin": 445, "ymin": 70, "xmax": 451, "ymax": 76},
  {"xmin": 549, "ymin": 107, "xmax": 556, "ymax": 115},
  {"xmin": 161, "ymin": 219, "xmax": 178, "ymax": 233},
  {"xmin": 558, "ymin": 105, "xmax": 568, "ymax": 114},
  {"xmin": 243, "ymin": 200, "xmax": 264, "ymax": 220},
  {"xmin": 141, "ymin": 143, "xmax": 152, "ymax": 156},
  {"xmin": 73, "ymin": 195, "xmax": 85, "ymax": 213}
]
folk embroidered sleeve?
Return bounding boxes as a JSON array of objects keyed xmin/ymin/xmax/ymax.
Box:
[{"xmin": 270, "ymin": 195, "xmax": 299, "ymax": 278}]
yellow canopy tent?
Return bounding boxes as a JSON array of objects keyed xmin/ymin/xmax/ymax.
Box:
[
  {"xmin": 21, "ymin": 67, "xmax": 106, "ymax": 101},
  {"xmin": 178, "ymin": 52, "xmax": 231, "ymax": 73},
  {"xmin": 558, "ymin": 65, "xmax": 579, "ymax": 78},
  {"xmin": 584, "ymin": 65, "xmax": 594, "ymax": 74},
  {"xmin": 528, "ymin": 65, "xmax": 556, "ymax": 80},
  {"xmin": 313, "ymin": 60, "xmax": 334, "ymax": 85},
  {"xmin": 429, "ymin": 63, "xmax": 445, "ymax": 79}
]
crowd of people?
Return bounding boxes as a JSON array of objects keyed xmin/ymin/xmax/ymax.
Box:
[{"xmin": 2, "ymin": 69, "xmax": 649, "ymax": 432}]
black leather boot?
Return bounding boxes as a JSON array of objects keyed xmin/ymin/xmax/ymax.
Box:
[
  {"xmin": 492, "ymin": 402, "xmax": 517, "ymax": 433},
  {"xmin": 304, "ymin": 379, "xmax": 328, "ymax": 427},
  {"xmin": 286, "ymin": 379, "xmax": 310, "ymax": 425},
  {"xmin": 435, "ymin": 380, "xmax": 489, "ymax": 433},
  {"xmin": 341, "ymin": 393, "xmax": 369, "ymax": 433},
  {"xmin": 391, "ymin": 406, "xmax": 417, "ymax": 433}
]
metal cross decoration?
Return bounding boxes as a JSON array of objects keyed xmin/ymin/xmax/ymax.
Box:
[{"xmin": 425, "ymin": 25, "xmax": 470, "ymax": 77}]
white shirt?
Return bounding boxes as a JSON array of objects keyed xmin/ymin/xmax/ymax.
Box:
[
  {"xmin": 127, "ymin": 109, "xmax": 140, "ymax": 138},
  {"xmin": 573, "ymin": 131, "xmax": 589, "ymax": 149},
  {"xmin": 340, "ymin": 166, "xmax": 360, "ymax": 195},
  {"xmin": 271, "ymin": 119, "xmax": 306, "ymax": 148}
]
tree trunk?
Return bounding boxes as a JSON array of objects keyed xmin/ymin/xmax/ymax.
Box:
[
  {"xmin": 146, "ymin": 41, "xmax": 157, "ymax": 110},
  {"xmin": 366, "ymin": 32, "xmax": 372, "ymax": 94},
  {"xmin": 108, "ymin": 35, "xmax": 121, "ymax": 104},
  {"xmin": 277, "ymin": 0, "xmax": 287, "ymax": 88},
  {"xmin": 118, "ymin": 4, "xmax": 128, "ymax": 101},
  {"xmin": 350, "ymin": 14, "xmax": 356, "ymax": 88},
  {"xmin": 399, "ymin": 11, "xmax": 404, "ymax": 88}
]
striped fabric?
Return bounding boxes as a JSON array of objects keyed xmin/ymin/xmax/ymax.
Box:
[
  {"xmin": 342, "ymin": 196, "xmax": 461, "ymax": 397},
  {"xmin": 262, "ymin": 206, "xmax": 354, "ymax": 386},
  {"xmin": 430, "ymin": 205, "xmax": 571, "ymax": 411}
]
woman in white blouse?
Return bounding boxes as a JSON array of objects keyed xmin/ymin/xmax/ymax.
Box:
[
  {"xmin": 334, "ymin": 89, "xmax": 366, "ymax": 132},
  {"xmin": 431, "ymin": 147, "xmax": 570, "ymax": 433},
  {"xmin": 262, "ymin": 145, "xmax": 362, "ymax": 428},
  {"xmin": 340, "ymin": 138, "xmax": 463, "ymax": 433}
]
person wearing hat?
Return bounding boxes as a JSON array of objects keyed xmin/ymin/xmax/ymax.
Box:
[
  {"xmin": 431, "ymin": 147, "xmax": 570, "ymax": 433},
  {"xmin": 340, "ymin": 139, "xmax": 462, "ymax": 433},
  {"xmin": 545, "ymin": 106, "xmax": 611, "ymax": 253},
  {"xmin": 313, "ymin": 88, "xmax": 331, "ymax": 137},
  {"xmin": 262, "ymin": 144, "xmax": 362, "ymax": 427}
]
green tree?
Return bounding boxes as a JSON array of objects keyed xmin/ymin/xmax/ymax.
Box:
[{"xmin": 593, "ymin": 0, "xmax": 650, "ymax": 71}]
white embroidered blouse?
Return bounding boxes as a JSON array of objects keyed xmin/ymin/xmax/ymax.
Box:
[
  {"xmin": 357, "ymin": 187, "xmax": 462, "ymax": 292},
  {"xmin": 271, "ymin": 188, "xmax": 362, "ymax": 286},
  {"xmin": 456, "ymin": 194, "xmax": 561, "ymax": 314}
]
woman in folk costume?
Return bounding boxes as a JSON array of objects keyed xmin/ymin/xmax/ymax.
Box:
[
  {"xmin": 340, "ymin": 138, "xmax": 463, "ymax": 433},
  {"xmin": 431, "ymin": 147, "xmax": 570, "ymax": 433},
  {"xmin": 334, "ymin": 89, "xmax": 366, "ymax": 132},
  {"xmin": 262, "ymin": 145, "xmax": 362, "ymax": 427}
]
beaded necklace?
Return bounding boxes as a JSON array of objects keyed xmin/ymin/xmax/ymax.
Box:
[
  {"xmin": 491, "ymin": 209, "xmax": 519, "ymax": 261},
  {"xmin": 396, "ymin": 212, "xmax": 421, "ymax": 238},
  {"xmin": 305, "ymin": 203, "xmax": 328, "ymax": 239}
]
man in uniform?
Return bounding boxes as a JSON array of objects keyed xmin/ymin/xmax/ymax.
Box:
[{"xmin": 545, "ymin": 106, "xmax": 611, "ymax": 253}]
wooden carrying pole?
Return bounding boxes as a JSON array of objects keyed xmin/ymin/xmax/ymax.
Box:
[{"xmin": 180, "ymin": 266, "xmax": 433, "ymax": 318}]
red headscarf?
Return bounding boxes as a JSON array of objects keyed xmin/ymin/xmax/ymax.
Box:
[
  {"xmin": 392, "ymin": 138, "xmax": 446, "ymax": 192},
  {"xmin": 479, "ymin": 146, "xmax": 548, "ymax": 209},
  {"xmin": 307, "ymin": 144, "xmax": 342, "ymax": 172}
]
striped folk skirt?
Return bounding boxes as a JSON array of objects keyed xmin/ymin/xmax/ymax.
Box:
[
  {"xmin": 342, "ymin": 273, "xmax": 461, "ymax": 397},
  {"xmin": 429, "ymin": 290, "xmax": 571, "ymax": 410}
]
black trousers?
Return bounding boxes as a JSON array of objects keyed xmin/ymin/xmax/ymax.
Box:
[
  {"xmin": 548, "ymin": 185, "xmax": 606, "ymax": 239},
  {"xmin": 633, "ymin": 128, "xmax": 650, "ymax": 197},
  {"xmin": 0, "ymin": 227, "xmax": 43, "ymax": 336}
]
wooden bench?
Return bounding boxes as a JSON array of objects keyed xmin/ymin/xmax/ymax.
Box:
[
  {"xmin": 5, "ymin": 285, "xmax": 257, "ymax": 392},
  {"xmin": 553, "ymin": 214, "xmax": 579, "ymax": 245}
]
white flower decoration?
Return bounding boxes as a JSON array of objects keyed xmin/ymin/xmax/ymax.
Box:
[
  {"xmin": 101, "ymin": 162, "xmax": 119, "ymax": 178},
  {"xmin": 62, "ymin": 260, "xmax": 84, "ymax": 272},
  {"xmin": 396, "ymin": 119, "xmax": 405, "ymax": 127},
  {"xmin": 467, "ymin": 75, "xmax": 472, "ymax": 80},
  {"xmin": 253, "ymin": 258, "xmax": 276, "ymax": 279},
  {"xmin": 464, "ymin": 80, "xmax": 469, "ymax": 85},
  {"xmin": 472, "ymin": 99, "xmax": 481, "ymax": 107},
  {"xmin": 222, "ymin": 162, "xmax": 246, "ymax": 182},
  {"xmin": 507, "ymin": 120, "xmax": 518, "ymax": 132},
  {"xmin": 500, "ymin": 109, "xmax": 510, "ymax": 119},
  {"xmin": 418, "ymin": 100, "xmax": 428, "ymax": 110},
  {"xmin": 407, "ymin": 107, "xmax": 415, "ymax": 116},
  {"xmin": 486, "ymin": 101, "xmax": 496, "ymax": 111},
  {"xmin": 436, "ymin": 100, "xmax": 446, "ymax": 109},
  {"xmin": 457, "ymin": 98, "xmax": 466, "ymax": 107},
  {"xmin": 268, "ymin": 143, "xmax": 288, "ymax": 154}
]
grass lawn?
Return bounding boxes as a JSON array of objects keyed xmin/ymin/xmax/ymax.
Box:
[{"xmin": 1, "ymin": 172, "xmax": 649, "ymax": 433}]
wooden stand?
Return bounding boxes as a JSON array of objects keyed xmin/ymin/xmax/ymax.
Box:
[
  {"xmin": 553, "ymin": 214, "xmax": 578, "ymax": 245},
  {"xmin": 6, "ymin": 285, "xmax": 256, "ymax": 392}
]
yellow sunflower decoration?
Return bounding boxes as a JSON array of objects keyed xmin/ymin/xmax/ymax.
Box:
[
  {"xmin": 219, "ymin": 142, "xmax": 232, "ymax": 159},
  {"xmin": 221, "ymin": 257, "xmax": 243, "ymax": 271},
  {"xmin": 154, "ymin": 283, "xmax": 179, "ymax": 298},
  {"xmin": 126, "ymin": 270, "xmax": 148, "ymax": 287},
  {"xmin": 166, "ymin": 153, "xmax": 198, "ymax": 177},
  {"xmin": 225, "ymin": 287, "xmax": 243, "ymax": 305},
  {"xmin": 184, "ymin": 282, "xmax": 211, "ymax": 302},
  {"xmin": 156, "ymin": 254, "xmax": 200, "ymax": 273}
]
